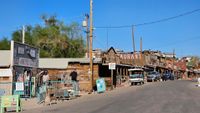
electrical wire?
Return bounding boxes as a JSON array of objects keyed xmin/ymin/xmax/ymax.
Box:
[{"xmin": 95, "ymin": 8, "xmax": 200, "ymax": 29}]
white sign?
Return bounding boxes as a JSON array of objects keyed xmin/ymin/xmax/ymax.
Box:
[
  {"xmin": 30, "ymin": 49, "xmax": 36, "ymax": 58},
  {"xmin": 16, "ymin": 57, "xmax": 37, "ymax": 67},
  {"xmin": 0, "ymin": 69, "xmax": 12, "ymax": 77},
  {"xmin": 109, "ymin": 63, "xmax": 116, "ymax": 70},
  {"xmin": 15, "ymin": 82, "xmax": 24, "ymax": 91},
  {"xmin": 18, "ymin": 47, "xmax": 24, "ymax": 54}
]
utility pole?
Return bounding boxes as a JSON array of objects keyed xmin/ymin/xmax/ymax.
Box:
[
  {"xmin": 140, "ymin": 37, "xmax": 143, "ymax": 66},
  {"xmin": 85, "ymin": 14, "xmax": 89, "ymax": 58},
  {"xmin": 22, "ymin": 26, "xmax": 25, "ymax": 44},
  {"xmin": 89, "ymin": 0, "xmax": 93, "ymax": 92},
  {"xmin": 173, "ymin": 49, "xmax": 175, "ymax": 75},
  {"xmin": 132, "ymin": 25, "xmax": 136, "ymax": 66}
]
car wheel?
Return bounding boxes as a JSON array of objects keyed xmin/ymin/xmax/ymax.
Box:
[
  {"xmin": 134, "ymin": 82, "xmax": 137, "ymax": 85},
  {"xmin": 131, "ymin": 82, "xmax": 134, "ymax": 86}
]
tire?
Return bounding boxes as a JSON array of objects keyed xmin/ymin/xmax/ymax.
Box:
[
  {"xmin": 131, "ymin": 82, "xmax": 134, "ymax": 86},
  {"xmin": 134, "ymin": 82, "xmax": 137, "ymax": 85},
  {"xmin": 142, "ymin": 81, "xmax": 144, "ymax": 84}
]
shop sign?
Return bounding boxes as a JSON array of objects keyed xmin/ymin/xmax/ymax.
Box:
[{"xmin": 0, "ymin": 95, "xmax": 21, "ymax": 113}]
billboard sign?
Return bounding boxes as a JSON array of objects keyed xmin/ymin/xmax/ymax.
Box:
[{"xmin": 11, "ymin": 41, "xmax": 39, "ymax": 68}]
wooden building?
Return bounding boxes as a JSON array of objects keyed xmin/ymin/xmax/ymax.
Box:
[
  {"xmin": 101, "ymin": 47, "xmax": 134, "ymax": 86},
  {"xmin": 39, "ymin": 58, "xmax": 102, "ymax": 91},
  {"xmin": 0, "ymin": 50, "xmax": 13, "ymax": 96}
]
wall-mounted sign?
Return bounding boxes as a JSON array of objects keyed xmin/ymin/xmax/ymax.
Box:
[{"xmin": 15, "ymin": 82, "xmax": 24, "ymax": 91}]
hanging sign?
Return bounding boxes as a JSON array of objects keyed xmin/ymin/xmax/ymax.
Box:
[{"xmin": 109, "ymin": 63, "xmax": 116, "ymax": 70}]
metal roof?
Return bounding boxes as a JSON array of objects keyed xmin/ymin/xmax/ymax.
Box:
[
  {"xmin": 0, "ymin": 50, "xmax": 102, "ymax": 69},
  {"xmin": 39, "ymin": 58, "xmax": 102, "ymax": 69},
  {"xmin": 0, "ymin": 50, "xmax": 10, "ymax": 67},
  {"xmin": 128, "ymin": 68, "xmax": 144, "ymax": 71}
]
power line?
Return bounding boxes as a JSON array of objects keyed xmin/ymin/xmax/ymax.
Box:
[{"xmin": 95, "ymin": 8, "xmax": 200, "ymax": 29}]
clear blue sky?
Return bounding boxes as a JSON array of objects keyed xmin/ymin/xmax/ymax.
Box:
[{"xmin": 0, "ymin": 0, "xmax": 200, "ymax": 57}]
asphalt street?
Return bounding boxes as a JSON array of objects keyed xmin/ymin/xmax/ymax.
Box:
[{"xmin": 21, "ymin": 80, "xmax": 200, "ymax": 113}]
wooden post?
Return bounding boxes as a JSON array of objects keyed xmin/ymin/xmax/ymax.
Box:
[
  {"xmin": 132, "ymin": 25, "xmax": 136, "ymax": 65},
  {"xmin": 89, "ymin": 0, "xmax": 93, "ymax": 92},
  {"xmin": 111, "ymin": 69, "xmax": 113, "ymax": 90}
]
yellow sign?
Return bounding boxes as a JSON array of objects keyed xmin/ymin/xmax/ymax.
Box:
[{"xmin": 1, "ymin": 95, "xmax": 21, "ymax": 113}]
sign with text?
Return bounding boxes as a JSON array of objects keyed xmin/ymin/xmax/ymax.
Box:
[
  {"xmin": 0, "ymin": 95, "xmax": 21, "ymax": 113},
  {"xmin": 15, "ymin": 82, "xmax": 24, "ymax": 91},
  {"xmin": 109, "ymin": 63, "xmax": 116, "ymax": 70},
  {"xmin": 11, "ymin": 41, "xmax": 39, "ymax": 68}
]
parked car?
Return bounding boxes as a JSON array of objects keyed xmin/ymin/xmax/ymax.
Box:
[
  {"xmin": 147, "ymin": 71, "xmax": 161, "ymax": 82},
  {"xmin": 128, "ymin": 68, "xmax": 145, "ymax": 86},
  {"xmin": 162, "ymin": 73, "xmax": 174, "ymax": 81},
  {"xmin": 170, "ymin": 73, "xmax": 175, "ymax": 80}
]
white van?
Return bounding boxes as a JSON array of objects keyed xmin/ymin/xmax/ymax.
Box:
[{"xmin": 128, "ymin": 68, "xmax": 144, "ymax": 85}]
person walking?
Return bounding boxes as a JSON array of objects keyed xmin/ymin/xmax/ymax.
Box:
[
  {"xmin": 42, "ymin": 70, "xmax": 50, "ymax": 104},
  {"xmin": 43, "ymin": 71, "xmax": 49, "ymax": 84},
  {"xmin": 70, "ymin": 69, "xmax": 79, "ymax": 96}
]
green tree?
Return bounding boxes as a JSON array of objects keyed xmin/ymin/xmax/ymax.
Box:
[
  {"xmin": 0, "ymin": 37, "xmax": 10, "ymax": 50},
  {"xmin": 0, "ymin": 15, "xmax": 86, "ymax": 58},
  {"xmin": 12, "ymin": 25, "xmax": 35, "ymax": 46}
]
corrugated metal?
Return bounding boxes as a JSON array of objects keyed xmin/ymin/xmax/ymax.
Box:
[
  {"xmin": 39, "ymin": 58, "xmax": 102, "ymax": 69},
  {"xmin": 0, "ymin": 50, "xmax": 10, "ymax": 67},
  {"xmin": 39, "ymin": 58, "xmax": 68, "ymax": 69}
]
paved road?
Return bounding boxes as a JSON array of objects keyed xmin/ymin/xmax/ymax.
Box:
[{"xmin": 22, "ymin": 80, "xmax": 200, "ymax": 113}]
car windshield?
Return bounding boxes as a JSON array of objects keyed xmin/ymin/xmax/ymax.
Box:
[
  {"xmin": 149, "ymin": 72, "xmax": 157, "ymax": 75},
  {"xmin": 130, "ymin": 74, "xmax": 143, "ymax": 78},
  {"xmin": 147, "ymin": 74, "xmax": 155, "ymax": 77}
]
